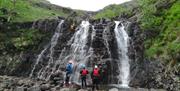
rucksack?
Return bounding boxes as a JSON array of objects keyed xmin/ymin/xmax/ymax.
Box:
[
  {"xmin": 82, "ymin": 69, "xmax": 88, "ymax": 76},
  {"xmin": 93, "ymin": 69, "xmax": 99, "ymax": 77}
]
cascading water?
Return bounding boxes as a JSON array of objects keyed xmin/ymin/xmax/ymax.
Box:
[
  {"xmin": 29, "ymin": 20, "xmax": 131, "ymax": 88},
  {"xmin": 114, "ymin": 21, "xmax": 130, "ymax": 87},
  {"xmin": 103, "ymin": 27, "xmax": 112, "ymax": 59},
  {"xmin": 69, "ymin": 21, "xmax": 90, "ymax": 60},
  {"xmin": 29, "ymin": 20, "xmax": 64, "ymax": 79},
  {"xmin": 69, "ymin": 21, "xmax": 91, "ymax": 84},
  {"xmin": 43, "ymin": 20, "xmax": 91, "ymax": 84},
  {"xmin": 29, "ymin": 47, "xmax": 47, "ymax": 78}
]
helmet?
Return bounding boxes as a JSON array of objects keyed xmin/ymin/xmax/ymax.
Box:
[
  {"xmin": 94, "ymin": 65, "xmax": 98, "ymax": 68},
  {"xmin": 80, "ymin": 63, "xmax": 85, "ymax": 68},
  {"xmin": 69, "ymin": 60, "xmax": 73, "ymax": 64}
]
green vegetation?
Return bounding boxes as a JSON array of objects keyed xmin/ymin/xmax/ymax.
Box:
[
  {"xmin": 142, "ymin": 0, "xmax": 180, "ymax": 59},
  {"xmin": 0, "ymin": 0, "xmax": 70, "ymax": 22},
  {"xmin": 93, "ymin": 0, "xmax": 139, "ymax": 19},
  {"xmin": 0, "ymin": 28, "xmax": 50, "ymax": 52},
  {"xmin": 94, "ymin": 4, "xmax": 131, "ymax": 19}
]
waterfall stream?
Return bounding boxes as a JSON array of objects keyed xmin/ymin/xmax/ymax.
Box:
[
  {"xmin": 30, "ymin": 20, "xmax": 131, "ymax": 87},
  {"xmin": 68, "ymin": 21, "xmax": 90, "ymax": 84},
  {"xmin": 29, "ymin": 20, "xmax": 64, "ymax": 79},
  {"xmin": 114, "ymin": 21, "xmax": 130, "ymax": 87}
]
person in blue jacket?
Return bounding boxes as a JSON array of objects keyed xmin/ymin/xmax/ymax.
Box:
[{"xmin": 65, "ymin": 60, "xmax": 73, "ymax": 85}]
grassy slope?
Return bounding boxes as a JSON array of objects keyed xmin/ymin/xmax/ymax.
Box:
[
  {"xmin": 0, "ymin": 0, "xmax": 87, "ymax": 53},
  {"xmin": 0, "ymin": 0, "xmax": 72, "ymax": 22},
  {"xmin": 0, "ymin": 0, "xmax": 60, "ymax": 52},
  {"xmin": 93, "ymin": 0, "xmax": 138, "ymax": 19},
  {"xmin": 94, "ymin": 0, "xmax": 180, "ymax": 69},
  {"xmin": 145, "ymin": 1, "xmax": 180, "ymax": 59}
]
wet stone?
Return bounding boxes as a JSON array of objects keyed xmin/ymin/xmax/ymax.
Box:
[
  {"xmin": 28, "ymin": 86, "xmax": 41, "ymax": 91},
  {"xmin": 14, "ymin": 87, "xmax": 26, "ymax": 91},
  {"xmin": 109, "ymin": 88, "xmax": 118, "ymax": 91}
]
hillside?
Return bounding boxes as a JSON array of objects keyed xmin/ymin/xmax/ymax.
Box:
[
  {"xmin": 0, "ymin": 0, "xmax": 85, "ymax": 22},
  {"xmin": 94, "ymin": 0, "xmax": 180, "ymax": 72}
]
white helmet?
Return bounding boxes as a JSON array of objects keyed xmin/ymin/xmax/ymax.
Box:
[
  {"xmin": 69, "ymin": 60, "xmax": 73, "ymax": 64},
  {"xmin": 95, "ymin": 65, "xmax": 98, "ymax": 68}
]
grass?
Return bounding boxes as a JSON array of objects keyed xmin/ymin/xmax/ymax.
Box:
[
  {"xmin": 0, "ymin": 0, "xmax": 69, "ymax": 22},
  {"xmin": 0, "ymin": 28, "xmax": 50, "ymax": 52},
  {"xmin": 93, "ymin": 4, "xmax": 133, "ymax": 19},
  {"xmin": 144, "ymin": 0, "xmax": 180, "ymax": 61}
]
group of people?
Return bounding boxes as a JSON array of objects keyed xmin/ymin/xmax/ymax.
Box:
[{"xmin": 65, "ymin": 60, "xmax": 105, "ymax": 90}]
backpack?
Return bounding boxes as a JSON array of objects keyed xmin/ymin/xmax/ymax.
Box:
[
  {"xmin": 93, "ymin": 69, "xmax": 99, "ymax": 77},
  {"xmin": 82, "ymin": 69, "xmax": 88, "ymax": 76}
]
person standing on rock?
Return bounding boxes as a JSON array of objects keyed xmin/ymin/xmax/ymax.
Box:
[
  {"xmin": 91, "ymin": 65, "xmax": 100, "ymax": 91},
  {"xmin": 65, "ymin": 60, "xmax": 73, "ymax": 86},
  {"xmin": 80, "ymin": 64, "xmax": 89, "ymax": 88}
]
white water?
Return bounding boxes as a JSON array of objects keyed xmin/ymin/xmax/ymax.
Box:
[
  {"xmin": 46, "ymin": 21, "xmax": 91, "ymax": 84},
  {"xmin": 69, "ymin": 21, "xmax": 90, "ymax": 84},
  {"xmin": 29, "ymin": 47, "xmax": 47, "ymax": 78},
  {"xmin": 29, "ymin": 20, "xmax": 131, "ymax": 86},
  {"xmin": 114, "ymin": 21, "xmax": 130, "ymax": 87},
  {"xmin": 70, "ymin": 21, "xmax": 90, "ymax": 60},
  {"xmin": 103, "ymin": 27, "xmax": 112, "ymax": 59},
  {"xmin": 39, "ymin": 20, "xmax": 64, "ymax": 80},
  {"xmin": 29, "ymin": 20, "xmax": 64, "ymax": 79}
]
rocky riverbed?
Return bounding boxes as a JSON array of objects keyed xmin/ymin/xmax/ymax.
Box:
[{"xmin": 0, "ymin": 75, "xmax": 168, "ymax": 91}]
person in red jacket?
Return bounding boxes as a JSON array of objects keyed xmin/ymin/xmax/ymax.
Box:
[
  {"xmin": 91, "ymin": 65, "xmax": 100, "ymax": 91},
  {"xmin": 80, "ymin": 66, "xmax": 89, "ymax": 88}
]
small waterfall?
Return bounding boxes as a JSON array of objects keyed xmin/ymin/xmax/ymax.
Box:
[
  {"xmin": 29, "ymin": 47, "xmax": 47, "ymax": 78},
  {"xmin": 114, "ymin": 21, "xmax": 130, "ymax": 87},
  {"xmin": 29, "ymin": 20, "xmax": 64, "ymax": 79},
  {"xmin": 103, "ymin": 27, "xmax": 112, "ymax": 59},
  {"xmin": 69, "ymin": 21, "xmax": 90, "ymax": 84},
  {"xmin": 70, "ymin": 21, "xmax": 90, "ymax": 60},
  {"xmin": 47, "ymin": 21, "xmax": 91, "ymax": 84}
]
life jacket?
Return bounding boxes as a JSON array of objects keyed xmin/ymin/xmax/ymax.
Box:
[
  {"xmin": 82, "ymin": 69, "xmax": 88, "ymax": 76},
  {"xmin": 93, "ymin": 68, "xmax": 99, "ymax": 77},
  {"xmin": 66, "ymin": 64, "xmax": 73, "ymax": 74}
]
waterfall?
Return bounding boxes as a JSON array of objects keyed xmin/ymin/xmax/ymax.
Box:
[
  {"xmin": 69, "ymin": 21, "xmax": 90, "ymax": 84},
  {"xmin": 70, "ymin": 21, "xmax": 90, "ymax": 60},
  {"xmin": 45, "ymin": 20, "xmax": 91, "ymax": 84},
  {"xmin": 103, "ymin": 27, "xmax": 112, "ymax": 59},
  {"xmin": 29, "ymin": 47, "xmax": 47, "ymax": 78},
  {"xmin": 29, "ymin": 20, "xmax": 131, "ymax": 87},
  {"xmin": 29, "ymin": 20, "xmax": 64, "ymax": 79},
  {"xmin": 114, "ymin": 21, "xmax": 130, "ymax": 87}
]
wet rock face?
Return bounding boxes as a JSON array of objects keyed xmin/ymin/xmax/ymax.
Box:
[
  {"xmin": 1, "ymin": 18, "xmax": 144, "ymax": 84},
  {"xmin": 80, "ymin": 19, "xmax": 144, "ymax": 84},
  {"xmin": 0, "ymin": 18, "xmax": 74, "ymax": 77},
  {"xmin": 129, "ymin": 59, "xmax": 180, "ymax": 91},
  {"xmin": 32, "ymin": 19, "xmax": 60, "ymax": 32},
  {"xmin": 88, "ymin": 21, "xmax": 118, "ymax": 84},
  {"xmin": 126, "ymin": 22, "xmax": 179, "ymax": 91}
]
